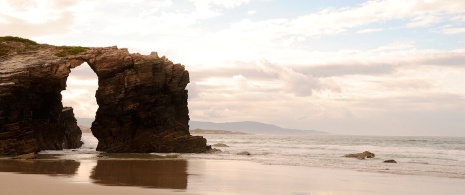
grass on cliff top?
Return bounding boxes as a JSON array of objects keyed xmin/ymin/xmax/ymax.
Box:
[
  {"xmin": 0, "ymin": 36, "xmax": 89, "ymax": 57},
  {"xmin": 0, "ymin": 36, "xmax": 38, "ymax": 56},
  {"xmin": 55, "ymin": 46, "xmax": 89, "ymax": 57},
  {"xmin": 0, "ymin": 36, "xmax": 38, "ymax": 45}
]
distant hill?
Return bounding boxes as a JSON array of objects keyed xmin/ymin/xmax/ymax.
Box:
[
  {"xmin": 190, "ymin": 129, "xmax": 248, "ymax": 135},
  {"xmin": 76, "ymin": 118, "xmax": 327, "ymax": 135},
  {"xmin": 189, "ymin": 121, "xmax": 327, "ymax": 135}
]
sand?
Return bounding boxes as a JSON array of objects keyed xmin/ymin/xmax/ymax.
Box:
[{"xmin": 1, "ymin": 159, "xmax": 464, "ymax": 195}]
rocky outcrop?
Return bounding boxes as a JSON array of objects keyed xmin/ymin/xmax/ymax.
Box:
[
  {"xmin": 0, "ymin": 36, "xmax": 207, "ymax": 154},
  {"xmin": 344, "ymin": 151, "xmax": 375, "ymax": 160}
]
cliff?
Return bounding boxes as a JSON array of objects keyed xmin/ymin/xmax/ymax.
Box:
[{"xmin": 0, "ymin": 36, "xmax": 207, "ymax": 154}]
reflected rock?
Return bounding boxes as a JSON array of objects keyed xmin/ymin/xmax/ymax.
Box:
[
  {"xmin": 90, "ymin": 160, "xmax": 188, "ymax": 189},
  {"xmin": 0, "ymin": 159, "xmax": 80, "ymax": 176}
]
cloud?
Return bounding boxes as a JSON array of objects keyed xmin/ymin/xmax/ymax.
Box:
[
  {"xmin": 406, "ymin": 14, "xmax": 441, "ymax": 27},
  {"xmin": 0, "ymin": 0, "xmax": 78, "ymax": 37},
  {"xmin": 190, "ymin": 0, "xmax": 251, "ymax": 9},
  {"xmin": 224, "ymin": 0, "xmax": 465, "ymax": 39},
  {"xmin": 441, "ymin": 27, "xmax": 465, "ymax": 34},
  {"xmin": 293, "ymin": 64, "xmax": 394, "ymax": 77},
  {"xmin": 187, "ymin": 82, "xmax": 200, "ymax": 100},
  {"xmin": 232, "ymin": 75, "xmax": 250, "ymax": 90},
  {"xmin": 240, "ymin": 61, "xmax": 341, "ymax": 96},
  {"xmin": 247, "ymin": 10, "xmax": 256, "ymax": 15},
  {"xmin": 451, "ymin": 14, "xmax": 465, "ymax": 21},
  {"xmin": 357, "ymin": 28, "xmax": 384, "ymax": 34},
  {"xmin": 0, "ymin": 0, "xmax": 75, "ymax": 23},
  {"xmin": 66, "ymin": 63, "xmax": 98, "ymax": 80},
  {"xmin": 280, "ymin": 68, "xmax": 320, "ymax": 96},
  {"xmin": 0, "ymin": 12, "xmax": 74, "ymax": 37},
  {"xmin": 419, "ymin": 50, "xmax": 465, "ymax": 66},
  {"xmin": 380, "ymin": 80, "xmax": 433, "ymax": 91}
]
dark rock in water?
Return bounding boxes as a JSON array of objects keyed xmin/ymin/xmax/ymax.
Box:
[
  {"xmin": 12, "ymin": 152, "xmax": 37, "ymax": 160},
  {"xmin": 383, "ymin": 159, "xmax": 397, "ymax": 163},
  {"xmin": 344, "ymin": 151, "xmax": 375, "ymax": 160},
  {"xmin": 61, "ymin": 107, "xmax": 83, "ymax": 149},
  {"xmin": 0, "ymin": 36, "xmax": 207, "ymax": 154},
  {"xmin": 213, "ymin": 143, "xmax": 229, "ymax": 147},
  {"xmin": 237, "ymin": 151, "xmax": 251, "ymax": 155}
]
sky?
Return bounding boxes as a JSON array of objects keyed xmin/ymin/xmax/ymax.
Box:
[{"xmin": 1, "ymin": 0, "xmax": 465, "ymax": 136}]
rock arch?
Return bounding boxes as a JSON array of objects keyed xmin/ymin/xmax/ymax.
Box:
[{"xmin": 0, "ymin": 39, "xmax": 207, "ymax": 154}]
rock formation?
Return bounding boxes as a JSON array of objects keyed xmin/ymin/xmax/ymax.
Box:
[
  {"xmin": 344, "ymin": 151, "xmax": 375, "ymax": 160},
  {"xmin": 0, "ymin": 36, "xmax": 207, "ymax": 154}
]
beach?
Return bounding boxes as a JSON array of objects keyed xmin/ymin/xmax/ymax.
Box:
[
  {"xmin": 1, "ymin": 133, "xmax": 464, "ymax": 194},
  {"xmin": 1, "ymin": 158, "xmax": 464, "ymax": 195}
]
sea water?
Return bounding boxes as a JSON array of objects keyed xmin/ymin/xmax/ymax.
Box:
[
  {"xmin": 183, "ymin": 134, "xmax": 465, "ymax": 179},
  {"xmin": 54, "ymin": 133, "xmax": 465, "ymax": 179}
]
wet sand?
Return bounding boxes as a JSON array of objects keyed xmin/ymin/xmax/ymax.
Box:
[{"xmin": 1, "ymin": 159, "xmax": 464, "ymax": 195}]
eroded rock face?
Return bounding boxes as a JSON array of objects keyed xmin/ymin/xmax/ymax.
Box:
[{"xmin": 0, "ymin": 37, "xmax": 206, "ymax": 154}]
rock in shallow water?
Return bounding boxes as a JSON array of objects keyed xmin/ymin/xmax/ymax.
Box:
[
  {"xmin": 344, "ymin": 151, "xmax": 375, "ymax": 160},
  {"xmin": 12, "ymin": 152, "xmax": 37, "ymax": 160},
  {"xmin": 237, "ymin": 151, "xmax": 251, "ymax": 155},
  {"xmin": 213, "ymin": 143, "xmax": 229, "ymax": 147},
  {"xmin": 0, "ymin": 37, "xmax": 207, "ymax": 154}
]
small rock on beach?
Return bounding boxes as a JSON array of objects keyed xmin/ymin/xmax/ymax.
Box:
[
  {"xmin": 383, "ymin": 159, "xmax": 397, "ymax": 163},
  {"xmin": 237, "ymin": 151, "xmax": 251, "ymax": 155}
]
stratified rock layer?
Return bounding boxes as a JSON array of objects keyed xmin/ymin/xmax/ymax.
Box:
[{"xmin": 0, "ymin": 37, "xmax": 207, "ymax": 154}]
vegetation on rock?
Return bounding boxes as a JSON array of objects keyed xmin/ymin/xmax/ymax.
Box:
[
  {"xmin": 0, "ymin": 36, "xmax": 38, "ymax": 56},
  {"xmin": 55, "ymin": 46, "xmax": 89, "ymax": 57},
  {"xmin": 0, "ymin": 45, "xmax": 9, "ymax": 56},
  {"xmin": 0, "ymin": 36, "xmax": 38, "ymax": 45}
]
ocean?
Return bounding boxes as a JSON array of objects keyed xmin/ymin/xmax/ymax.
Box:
[{"xmin": 60, "ymin": 133, "xmax": 465, "ymax": 179}]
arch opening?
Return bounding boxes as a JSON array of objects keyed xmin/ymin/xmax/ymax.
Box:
[{"xmin": 61, "ymin": 62, "xmax": 99, "ymax": 149}]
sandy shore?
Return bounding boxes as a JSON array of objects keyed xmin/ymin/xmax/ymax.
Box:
[{"xmin": 1, "ymin": 159, "xmax": 464, "ymax": 195}]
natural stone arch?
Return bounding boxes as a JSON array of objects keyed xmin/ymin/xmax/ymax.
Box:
[{"xmin": 0, "ymin": 38, "xmax": 207, "ymax": 154}]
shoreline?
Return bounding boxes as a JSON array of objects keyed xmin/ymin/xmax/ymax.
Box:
[{"xmin": 1, "ymin": 158, "xmax": 464, "ymax": 195}]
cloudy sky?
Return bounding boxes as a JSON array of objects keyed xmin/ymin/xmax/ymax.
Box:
[{"xmin": 2, "ymin": 0, "xmax": 465, "ymax": 136}]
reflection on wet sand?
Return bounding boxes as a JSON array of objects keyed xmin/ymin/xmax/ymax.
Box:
[
  {"xmin": 0, "ymin": 158, "xmax": 189, "ymax": 190},
  {"xmin": 0, "ymin": 159, "xmax": 80, "ymax": 176},
  {"xmin": 90, "ymin": 160, "xmax": 188, "ymax": 189}
]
